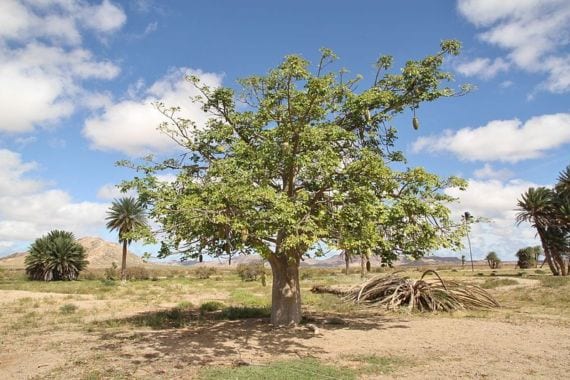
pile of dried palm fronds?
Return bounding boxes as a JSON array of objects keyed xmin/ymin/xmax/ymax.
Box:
[{"xmin": 311, "ymin": 270, "xmax": 500, "ymax": 312}]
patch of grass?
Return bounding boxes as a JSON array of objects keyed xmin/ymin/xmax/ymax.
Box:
[
  {"xmin": 348, "ymin": 354, "xmax": 405, "ymax": 375},
  {"xmin": 99, "ymin": 306, "xmax": 195, "ymax": 329},
  {"xmin": 177, "ymin": 300, "xmax": 194, "ymax": 309},
  {"xmin": 60, "ymin": 303, "xmax": 79, "ymax": 314},
  {"xmin": 199, "ymin": 358, "xmax": 356, "ymax": 380},
  {"xmin": 539, "ymin": 276, "xmax": 570, "ymax": 288},
  {"xmin": 229, "ymin": 288, "xmax": 269, "ymax": 307},
  {"xmin": 480, "ymin": 278, "xmax": 519, "ymax": 289},
  {"xmin": 220, "ymin": 306, "xmax": 270, "ymax": 320},
  {"xmin": 200, "ymin": 301, "xmax": 225, "ymax": 312},
  {"xmin": 303, "ymin": 292, "xmax": 358, "ymax": 314},
  {"xmin": 10, "ymin": 311, "xmax": 40, "ymax": 332}
]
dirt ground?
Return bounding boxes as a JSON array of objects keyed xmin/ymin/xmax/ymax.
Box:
[{"xmin": 1, "ymin": 279, "xmax": 569, "ymax": 380}]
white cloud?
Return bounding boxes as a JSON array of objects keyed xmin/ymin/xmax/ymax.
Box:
[
  {"xmin": 81, "ymin": 0, "xmax": 126, "ymax": 35},
  {"xmin": 455, "ymin": 57, "xmax": 510, "ymax": 79},
  {"xmin": 473, "ymin": 164, "xmax": 514, "ymax": 181},
  {"xmin": 0, "ymin": 0, "xmax": 125, "ymax": 45},
  {"xmin": 96, "ymin": 183, "xmax": 136, "ymax": 200},
  {"xmin": 412, "ymin": 113, "xmax": 570, "ymax": 162},
  {"xmin": 83, "ymin": 68, "xmax": 223, "ymax": 156},
  {"xmin": 0, "ymin": 149, "xmax": 44, "ymax": 196},
  {"xmin": 0, "ymin": 149, "xmax": 108, "ymax": 254},
  {"xmin": 0, "ymin": 1, "xmax": 125, "ymax": 134},
  {"xmin": 446, "ymin": 178, "xmax": 541, "ymax": 260},
  {"xmin": 457, "ymin": 0, "xmax": 570, "ymax": 93}
]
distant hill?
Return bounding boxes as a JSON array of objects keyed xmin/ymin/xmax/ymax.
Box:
[
  {"xmin": 167, "ymin": 253, "xmax": 463, "ymax": 268},
  {"xmin": 0, "ymin": 237, "xmax": 144, "ymax": 269}
]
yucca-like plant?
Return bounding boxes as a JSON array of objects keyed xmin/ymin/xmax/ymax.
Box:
[{"xmin": 25, "ymin": 230, "xmax": 88, "ymax": 281}]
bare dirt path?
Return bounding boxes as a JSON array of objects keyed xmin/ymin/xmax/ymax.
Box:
[{"xmin": 4, "ymin": 313, "xmax": 565, "ymax": 379}]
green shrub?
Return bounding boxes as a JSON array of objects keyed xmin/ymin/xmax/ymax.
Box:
[
  {"xmin": 25, "ymin": 230, "xmax": 88, "ymax": 281},
  {"xmin": 104, "ymin": 262, "xmax": 119, "ymax": 280},
  {"xmin": 516, "ymin": 246, "xmax": 539, "ymax": 269},
  {"xmin": 236, "ymin": 262, "xmax": 265, "ymax": 281},
  {"xmin": 195, "ymin": 266, "xmax": 216, "ymax": 279}
]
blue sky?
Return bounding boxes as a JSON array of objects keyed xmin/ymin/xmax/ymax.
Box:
[{"xmin": 0, "ymin": 0, "xmax": 569, "ymax": 260}]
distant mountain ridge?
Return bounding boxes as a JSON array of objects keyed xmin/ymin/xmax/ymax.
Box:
[
  {"xmin": 0, "ymin": 237, "xmax": 144, "ymax": 269},
  {"xmin": 167, "ymin": 253, "xmax": 463, "ymax": 268}
]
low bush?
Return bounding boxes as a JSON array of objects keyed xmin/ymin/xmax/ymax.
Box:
[
  {"xmin": 126, "ymin": 266, "xmax": 150, "ymax": 280},
  {"xmin": 105, "ymin": 262, "xmax": 119, "ymax": 280},
  {"xmin": 60, "ymin": 303, "xmax": 78, "ymax": 314},
  {"xmin": 236, "ymin": 262, "xmax": 265, "ymax": 281},
  {"xmin": 195, "ymin": 266, "xmax": 216, "ymax": 279}
]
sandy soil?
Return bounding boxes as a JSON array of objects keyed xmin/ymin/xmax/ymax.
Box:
[{"xmin": 1, "ymin": 285, "xmax": 569, "ymax": 380}]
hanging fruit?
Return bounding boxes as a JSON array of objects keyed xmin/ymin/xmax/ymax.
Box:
[
  {"xmin": 412, "ymin": 116, "xmax": 420, "ymax": 130},
  {"xmin": 199, "ymin": 254, "xmax": 203, "ymax": 263}
]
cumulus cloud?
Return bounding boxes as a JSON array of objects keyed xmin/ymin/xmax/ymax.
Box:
[
  {"xmin": 412, "ymin": 113, "xmax": 570, "ymax": 162},
  {"xmin": 473, "ymin": 164, "xmax": 514, "ymax": 181},
  {"xmin": 0, "ymin": 149, "xmax": 108, "ymax": 255},
  {"xmin": 0, "ymin": 0, "xmax": 125, "ymax": 45},
  {"xmin": 0, "ymin": 0, "xmax": 125, "ymax": 134},
  {"xmin": 96, "ymin": 183, "xmax": 136, "ymax": 200},
  {"xmin": 457, "ymin": 0, "xmax": 570, "ymax": 93},
  {"xmin": 446, "ymin": 178, "xmax": 541, "ymax": 259},
  {"xmin": 83, "ymin": 68, "xmax": 223, "ymax": 156},
  {"xmin": 455, "ymin": 57, "xmax": 510, "ymax": 79}
]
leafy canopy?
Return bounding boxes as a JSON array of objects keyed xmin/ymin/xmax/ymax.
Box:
[
  {"xmin": 120, "ymin": 41, "xmax": 469, "ymax": 263},
  {"xmin": 106, "ymin": 197, "xmax": 148, "ymax": 244}
]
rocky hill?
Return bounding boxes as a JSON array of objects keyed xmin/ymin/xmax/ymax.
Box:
[{"xmin": 0, "ymin": 237, "xmax": 144, "ymax": 269}]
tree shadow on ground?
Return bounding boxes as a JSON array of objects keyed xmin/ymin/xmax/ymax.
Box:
[{"xmin": 92, "ymin": 306, "xmax": 410, "ymax": 367}]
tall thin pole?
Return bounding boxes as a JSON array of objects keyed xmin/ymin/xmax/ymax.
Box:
[
  {"xmin": 466, "ymin": 229, "xmax": 474, "ymax": 272},
  {"xmin": 464, "ymin": 211, "xmax": 474, "ymax": 272}
]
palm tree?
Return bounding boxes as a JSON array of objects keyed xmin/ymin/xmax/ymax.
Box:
[
  {"xmin": 516, "ymin": 187, "xmax": 560, "ymax": 275},
  {"xmin": 25, "ymin": 230, "xmax": 88, "ymax": 281},
  {"xmin": 106, "ymin": 197, "xmax": 148, "ymax": 281}
]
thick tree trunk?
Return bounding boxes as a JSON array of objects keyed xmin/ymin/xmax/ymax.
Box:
[
  {"xmin": 268, "ymin": 254, "xmax": 302, "ymax": 326},
  {"xmin": 121, "ymin": 240, "xmax": 128, "ymax": 282}
]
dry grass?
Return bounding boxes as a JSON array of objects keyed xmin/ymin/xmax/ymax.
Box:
[{"xmin": 0, "ymin": 264, "xmax": 569, "ymax": 379}]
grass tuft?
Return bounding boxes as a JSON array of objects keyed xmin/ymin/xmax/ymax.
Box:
[
  {"xmin": 60, "ymin": 303, "xmax": 79, "ymax": 314},
  {"xmin": 480, "ymin": 278, "xmax": 519, "ymax": 289},
  {"xmin": 199, "ymin": 358, "xmax": 356, "ymax": 380}
]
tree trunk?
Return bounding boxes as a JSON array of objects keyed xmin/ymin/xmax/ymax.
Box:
[
  {"xmin": 538, "ymin": 228, "xmax": 559, "ymax": 276},
  {"xmin": 268, "ymin": 254, "xmax": 302, "ymax": 326},
  {"xmin": 120, "ymin": 240, "xmax": 128, "ymax": 282},
  {"xmin": 553, "ymin": 252, "xmax": 567, "ymax": 276},
  {"xmin": 344, "ymin": 251, "xmax": 350, "ymax": 275},
  {"xmin": 360, "ymin": 253, "xmax": 366, "ymax": 278}
]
